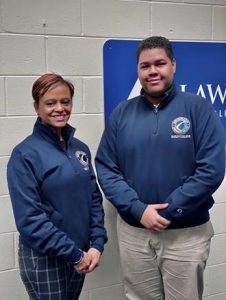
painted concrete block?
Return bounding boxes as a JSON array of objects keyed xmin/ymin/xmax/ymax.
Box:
[
  {"xmin": 0, "ymin": 35, "xmax": 45, "ymax": 75},
  {"xmin": 47, "ymin": 37, "xmax": 105, "ymax": 76},
  {"xmin": 203, "ymin": 292, "xmax": 226, "ymax": 300},
  {"xmin": 181, "ymin": 0, "xmax": 226, "ymax": 4},
  {"xmin": 79, "ymin": 290, "xmax": 89, "ymax": 300},
  {"xmin": 0, "ymin": 77, "xmax": 5, "ymax": 115},
  {"xmin": 14, "ymin": 233, "xmax": 19, "ymax": 269},
  {"xmin": 0, "ymin": 13, "xmax": 3, "ymax": 33},
  {"xmin": 213, "ymin": 7, "xmax": 226, "ymax": 40},
  {"xmin": 1, "ymin": 0, "xmax": 81, "ymax": 35},
  {"xmin": 204, "ymin": 264, "xmax": 226, "ymax": 296},
  {"xmin": 0, "ymin": 269, "xmax": 29, "ymax": 300},
  {"xmin": 82, "ymin": 0, "xmax": 149, "ymax": 38},
  {"xmin": 210, "ymin": 203, "xmax": 226, "ymax": 234},
  {"xmin": 0, "ymin": 196, "xmax": 16, "ymax": 233},
  {"xmin": 6, "ymin": 77, "xmax": 37, "ymax": 116},
  {"xmin": 0, "ymin": 157, "xmax": 9, "ymax": 196},
  {"xmin": 69, "ymin": 114, "xmax": 104, "ymax": 151},
  {"xmin": 151, "ymin": 3, "xmax": 212, "ymax": 40},
  {"xmin": 83, "ymin": 77, "xmax": 104, "ymax": 113},
  {"xmin": 90, "ymin": 284, "xmax": 125, "ymax": 300},
  {"xmin": 213, "ymin": 177, "xmax": 226, "ymax": 204},
  {"xmin": 0, "ymin": 116, "xmax": 36, "ymax": 156},
  {"xmin": 0, "ymin": 233, "xmax": 14, "ymax": 271},
  {"xmin": 208, "ymin": 234, "xmax": 226, "ymax": 266}
]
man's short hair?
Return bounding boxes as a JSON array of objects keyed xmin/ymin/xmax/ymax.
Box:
[{"xmin": 137, "ymin": 36, "xmax": 174, "ymax": 62}]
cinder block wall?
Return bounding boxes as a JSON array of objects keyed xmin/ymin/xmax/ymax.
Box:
[{"xmin": 0, "ymin": 0, "xmax": 226, "ymax": 299}]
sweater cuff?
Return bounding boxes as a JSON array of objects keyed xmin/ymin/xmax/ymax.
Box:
[
  {"xmin": 130, "ymin": 200, "xmax": 147, "ymax": 222},
  {"xmin": 70, "ymin": 248, "xmax": 84, "ymax": 263},
  {"xmin": 158, "ymin": 208, "xmax": 171, "ymax": 220},
  {"xmin": 90, "ymin": 237, "xmax": 106, "ymax": 254}
]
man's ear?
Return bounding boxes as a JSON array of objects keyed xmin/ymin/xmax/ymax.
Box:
[{"xmin": 172, "ymin": 58, "xmax": 176, "ymax": 73}]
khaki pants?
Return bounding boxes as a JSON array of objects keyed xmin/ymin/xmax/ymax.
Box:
[{"xmin": 117, "ymin": 215, "xmax": 214, "ymax": 300}]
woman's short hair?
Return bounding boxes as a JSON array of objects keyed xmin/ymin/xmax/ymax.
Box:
[{"xmin": 32, "ymin": 73, "xmax": 74, "ymax": 105}]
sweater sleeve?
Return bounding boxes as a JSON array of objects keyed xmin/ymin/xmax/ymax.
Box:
[
  {"xmin": 159, "ymin": 102, "xmax": 225, "ymax": 222},
  {"xmin": 95, "ymin": 108, "xmax": 147, "ymax": 225},
  {"xmin": 7, "ymin": 148, "xmax": 83, "ymax": 263}
]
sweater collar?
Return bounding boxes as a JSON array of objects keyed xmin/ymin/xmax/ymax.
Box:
[
  {"xmin": 33, "ymin": 118, "xmax": 75, "ymax": 146},
  {"xmin": 141, "ymin": 82, "xmax": 178, "ymax": 109}
]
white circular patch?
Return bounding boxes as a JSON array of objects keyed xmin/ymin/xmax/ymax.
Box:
[{"xmin": 172, "ymin": 117, "xmax": 190, "ymax": 135}]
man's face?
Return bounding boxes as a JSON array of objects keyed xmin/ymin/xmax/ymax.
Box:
[{"xmin": 137, "ymin": 48, "xmax": 176, "ymax": 104}]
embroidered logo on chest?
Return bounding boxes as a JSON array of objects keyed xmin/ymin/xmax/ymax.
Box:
[
  {"xmin": 171, "ymin": 117, "xmax": 191, "ymax": 139},
  {"xmin": 75, "ymin": 150, "xmax": 89, "ymax": 170}
]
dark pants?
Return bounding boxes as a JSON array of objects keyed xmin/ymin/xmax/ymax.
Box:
[{"xmin": 18, "ymin": 242, "xmax": 85, "ymax": 300}]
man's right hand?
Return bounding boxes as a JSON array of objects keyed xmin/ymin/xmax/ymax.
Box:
[{"xmin": 140, "ymin": 203, "xmax": 171, "ymax": 232}]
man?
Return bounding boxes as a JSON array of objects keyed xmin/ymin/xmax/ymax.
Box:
[{"xmin": 95, "ymin": 36, "xmax": 225, "ymax": 299}]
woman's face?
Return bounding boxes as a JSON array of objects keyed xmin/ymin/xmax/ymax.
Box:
[{"xmin": 34, "ymin": 83, "xmax": 73, "ymax": 130}]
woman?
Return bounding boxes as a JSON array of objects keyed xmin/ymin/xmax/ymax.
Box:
[{"xmin": 7, "ymin": 73, "xmax": 107, "ymax": 300}]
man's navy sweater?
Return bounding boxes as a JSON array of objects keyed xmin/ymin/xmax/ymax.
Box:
[{"xmin": 95, "ymin": 84, "xmax": 225, "ymax": 228}]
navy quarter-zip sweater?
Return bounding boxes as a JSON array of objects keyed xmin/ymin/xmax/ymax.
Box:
[
  {"xmin": 95, "ymin": 84, "xmax": 225, "ymax": 229},
  {"xmin": 7, "ymin": 119, "xmax": 107, "ymax": 262}
]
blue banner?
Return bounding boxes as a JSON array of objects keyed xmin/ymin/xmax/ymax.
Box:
[{"xmin": 103, "ymin": 39, "xmax": 226, "ymax": 134}]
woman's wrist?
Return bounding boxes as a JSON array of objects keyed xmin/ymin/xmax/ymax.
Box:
[{"xmin": 73, "ymin": 250, "xmax": 84, "ymax": 265}]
